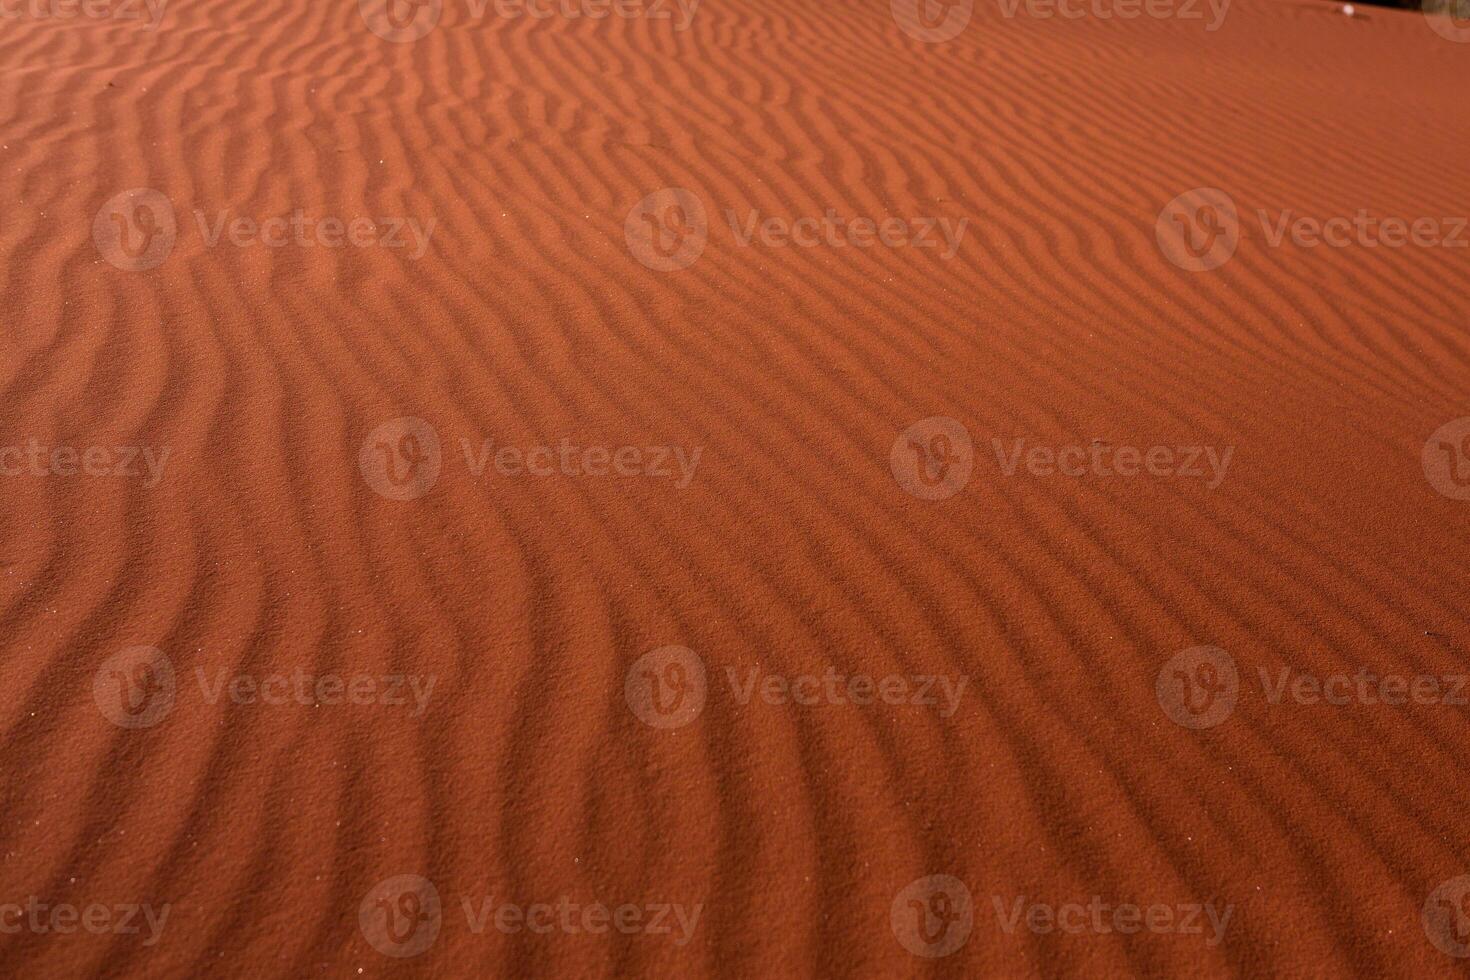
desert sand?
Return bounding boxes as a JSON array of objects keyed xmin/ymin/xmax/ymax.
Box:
[{"xmin": 0, "ymin": 0, "xmax": 1468, "ymax": 974}]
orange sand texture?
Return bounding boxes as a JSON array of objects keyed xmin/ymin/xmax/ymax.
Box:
[{"xmin": 1, "ymin": 0, "xmax": 1469, "ymax": 974}]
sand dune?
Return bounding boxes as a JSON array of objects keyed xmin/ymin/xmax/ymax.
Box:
[{"xmin": 0, "ymin": 0, "xmax": 1467, "ymax": 973}]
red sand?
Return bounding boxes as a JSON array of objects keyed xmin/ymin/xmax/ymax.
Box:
[{"xmin": 1, "ymin": 0, "xmax": 1469, "ymax": 974}]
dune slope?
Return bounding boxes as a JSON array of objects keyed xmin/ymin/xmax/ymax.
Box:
[{"xmin": 0, "ymin": 0, "xmax": 1468, "ymax": 975}]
